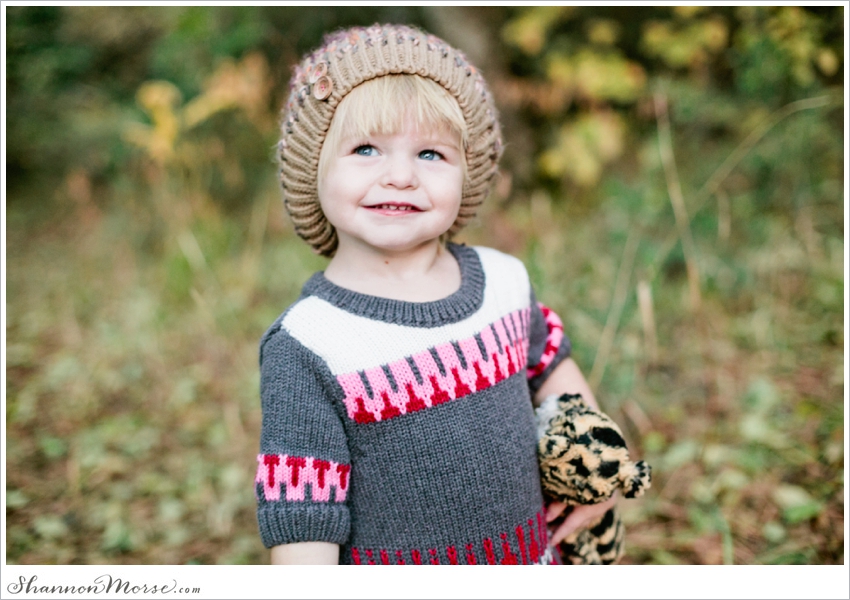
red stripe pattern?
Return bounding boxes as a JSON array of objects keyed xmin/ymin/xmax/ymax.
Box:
[
  {"xmin": 255, "ymin": 454, "xmax": 350, "ymax": 503},
  {"xmin": 348, "ymin": 508, "xmax": 555, "ymax": 565},
  {"xmin": 527, "ymin": 303, "xmax": 564, "ymax": 378},
  {"xmin": 336, "ymin": 309, "xmax": 532, "ymax": 424}
]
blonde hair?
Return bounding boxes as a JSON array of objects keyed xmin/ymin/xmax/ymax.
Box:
[{"xmin": 318, "ymin": 74, "xmax": 468, "ymax": 183}]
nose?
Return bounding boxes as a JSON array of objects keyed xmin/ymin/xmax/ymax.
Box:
[{"xmin": 380, "ymin": 153, "xmax": 418, "ymax": 189}]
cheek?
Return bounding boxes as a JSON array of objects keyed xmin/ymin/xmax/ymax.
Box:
[
  {"xmin": 316, "ymin": 181, "xmax": 344, "ymax": 227},
  {"xmin": 443, "ymin": 179, "xmax": 464, "ymax": 211},
  {"xmin": 429, "ymin": 167, "xmax": 464, "ymax": 204},
  {"xmin": 317, "ymin": 167, "xmax": 353, "ymax": 213}
]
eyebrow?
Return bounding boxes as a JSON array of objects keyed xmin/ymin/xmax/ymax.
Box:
[
  {"xmin": 418, "ymin": 133, "xmax": 462, "ymax": 148},
  {"xmin": 343, "ymin": 132, "xmax": 461, "ymax": 149}
]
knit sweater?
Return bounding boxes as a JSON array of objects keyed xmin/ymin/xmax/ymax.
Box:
[{"xmin": 255, "ymin": 243, "xmax": 571, "ymax": 565}]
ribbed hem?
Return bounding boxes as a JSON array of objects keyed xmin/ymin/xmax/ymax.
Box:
[
  {"xmin": 301, "ymin": 243, "xmax": 485, "ymax": 328},
  {"xmin": 258, "ymin": 504, "xmax": 351, "ymax": 549}
]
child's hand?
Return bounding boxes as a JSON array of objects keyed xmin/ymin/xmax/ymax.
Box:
[{"xmin": 545, "ymin": 494, "xmax": 619, "ymax": 546}]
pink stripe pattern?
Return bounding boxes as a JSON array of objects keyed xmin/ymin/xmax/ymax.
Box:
[
  {"xmin": 337, "ymin": 309, "xmax": 532, "ymax": 424},
  {"xmin": 348, "ymin": 508, "xmax": 553, "ymax": 565},
  {"xmin": 255, "ymin": 454, "xmax": 350, "ymax": 503},
  {"xmin": 527, "ymin": 303, "xmax": 564, "ymax": 378}
]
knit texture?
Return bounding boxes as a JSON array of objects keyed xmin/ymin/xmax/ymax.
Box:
[
  {"xmin": 256, "ymin": 244, "xmax": 571, "ymax": 564},
  {"xmin": 278, "ymin": 24, "xmax": 503, "ymax": 256}
]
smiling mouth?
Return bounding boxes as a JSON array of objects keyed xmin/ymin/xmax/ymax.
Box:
[{"xmin": 366, "ymin": 204, "xmax": 421, "ymax": 212}]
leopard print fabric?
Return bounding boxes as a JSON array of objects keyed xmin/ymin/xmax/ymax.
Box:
[
  {"xmin": 558, "ymin": 505, "xmax": 625, "ymax": 564},
  {"xmin": 536, "ymin": 393, "xmax": 651, "ymax": 564}
]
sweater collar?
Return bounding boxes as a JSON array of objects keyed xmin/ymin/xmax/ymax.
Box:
[{"xmin": 302, "ymin": 243, "xmax": 485, "ymax": 327}]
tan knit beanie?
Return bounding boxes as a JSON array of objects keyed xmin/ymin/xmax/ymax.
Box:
[{"xmin": 278, "ymin": 23, "xmax": 503, "ymax": 257}]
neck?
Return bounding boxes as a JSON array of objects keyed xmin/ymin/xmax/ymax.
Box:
[{"xmin": 324, "ymin": 239, "xmax": 461, "ymax": 302}]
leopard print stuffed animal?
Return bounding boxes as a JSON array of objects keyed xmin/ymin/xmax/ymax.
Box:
[{"xmin": 536, "ymin": 393, "xmax": 651, "ymax": 564}]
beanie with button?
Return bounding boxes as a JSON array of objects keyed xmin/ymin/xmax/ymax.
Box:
[{"xmin": 278, "ymin": 23, "xmax": 504, "ymax": 257}]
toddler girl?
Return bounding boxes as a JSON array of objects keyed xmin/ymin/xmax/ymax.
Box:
[{"xmin": 257, "ymin": 23, "xmax": 615, "ymax": 565}]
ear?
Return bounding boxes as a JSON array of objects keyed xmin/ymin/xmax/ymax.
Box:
[
  {"xmin": 619, "ymin": 460, "xmax": 652, "ymax": 499},
  {"xmin": 556, "ymin": 393, "xmax": 587, "ymax": 413}
]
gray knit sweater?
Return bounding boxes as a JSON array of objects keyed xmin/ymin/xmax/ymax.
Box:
[{"xmin": 256, "ymin": 244, "xmax": 571, "ymax": 564}]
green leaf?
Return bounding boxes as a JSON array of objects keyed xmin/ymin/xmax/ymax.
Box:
[
  {"xmin": 739, "ymin": 413, "xmax": 788, "ymax": 448},
  {"xmin": 662, "ymin": 439, "xmax": 700, "ymax": 471},
  {"xmin": 650, "ymin": 549, "xmax": 682, "ymax": 565},
  {"xmin": 762, "ymin": 521, "xmax": 786, "ymax": 543},
  {"xmin": 687, "ymin": 505, "xmax": 713, "ymax": 533},
  {"xmin": 34, "ymin": 515, "xmax": 69, "ymax": 540},
  {"xmin": 743, "ymin": 377, "xmax": 779, "ymax": 412},
  {"xmin": 38, "ymin": 435, "xmax": 68, "ymax": 460},
  {"xmin": 772, "ymin": 484, "xmax": 824, "ymax": 523},
  {"xmin": 6, "ymin": 489, "xmax": 30, "ymax": 509},
  {"xmin": 783, "ymin": 502, "xmax": 824, "ymax": 524},
  {"xmin": 643, "ymin": 430, "xmax": 666, "ymax": 453},
  {"xmin": 101, "ymin": 520, "xmax": 134, "ymax": 553}
]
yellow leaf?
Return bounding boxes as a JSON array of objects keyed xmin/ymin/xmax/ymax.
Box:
[
  {"xmin": 673, "ymin": 6, "xmax": 706, "ymax": 19},
  {"xmin": 136, "ymin": 80, "xmax": 182, "ymax": 113},
  {"xmin": 541, "ymin": 111, "xmax": 626, "ymax": 187},
  {"xmin": 701, "ymin": 17, "xmax": 729, "ymax": 52},
  {"xmin": 539, "ymin": 148, "xmax": 566, "ymax": 178},
  {"xmin": 572, "ymin": 50, "xmax": 646, "ymax": 102},
  {"xmin": 586, "ymin": 19, "xmax": 619, "ymax": 45},
  {"xmin": 502, "ymin": 6, "xmax": 571, "ymax": 55},
  {"xmin": 816, "ymin": 48, "xmax": 839, "ymax": 76},
  {"xmin": 545, "ymin": 53, "xmax": 573, "ymax": 89}
]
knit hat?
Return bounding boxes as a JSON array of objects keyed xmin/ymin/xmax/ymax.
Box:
[{"xmin": 278, "ymin": 24, "xmax": 504, "ymax": 257}]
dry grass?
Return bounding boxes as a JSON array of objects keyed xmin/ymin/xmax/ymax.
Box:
[{"xmin": 6, "ymin": 162, "xmax": 844, "ymax": 564}]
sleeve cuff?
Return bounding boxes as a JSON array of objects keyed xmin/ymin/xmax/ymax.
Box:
[{"xmin": 258, "ymin": 503, "xmax": 350, "ymax": 549}]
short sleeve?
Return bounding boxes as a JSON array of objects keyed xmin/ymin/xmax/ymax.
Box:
[
  {"xmin": 255, "ymin": 326, "xmax": 351, "ymax": 549},
  {"xmin": 526, "ymin": 289, "xmax": 571, "ymax": 395}
]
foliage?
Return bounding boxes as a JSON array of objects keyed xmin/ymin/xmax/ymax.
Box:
[
  {"xmin": 496, "ymin": 6, "xmax": 842, "ymax": 198},
  {"xmin": 4, "ymin": 6, "xmax": 845, "ymax": 565},
  {"xmin": 5, "ymin": 5, "xmax": 430, "ymax": 196}
]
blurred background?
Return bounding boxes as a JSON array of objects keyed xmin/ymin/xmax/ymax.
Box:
[{"xmin": 4, "ymin": 6, "xmax": 845, "ymax": 565}]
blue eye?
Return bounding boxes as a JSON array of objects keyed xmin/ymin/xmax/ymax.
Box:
[
  {"xmin": 419, "ymin": 149, "xmax": 443, "ymax": 161},
  {"xmin": 354, "ymin": 145, "xmax": 377, "ymax": 156}
]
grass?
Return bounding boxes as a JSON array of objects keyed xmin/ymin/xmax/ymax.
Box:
[{"xmin": 5, "ymin": 91, "xmax": 845, "ymax": 566}]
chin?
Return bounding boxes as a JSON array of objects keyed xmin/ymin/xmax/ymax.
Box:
[
  {"xmin": 370, "ymin": 240, "xmax": 428, "ymax": 253},
  {"xmin": 374, "ymin": 238, "xmax": 440, "ymax": 255},
  {"xmin": 365, "ymin": 230, "xmax": 447, "ymax": 252}
]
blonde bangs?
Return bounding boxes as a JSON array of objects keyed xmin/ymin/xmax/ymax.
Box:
[{"xmin": 319, "ymin": 74, "xmax": 468, "ymax": 181}]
